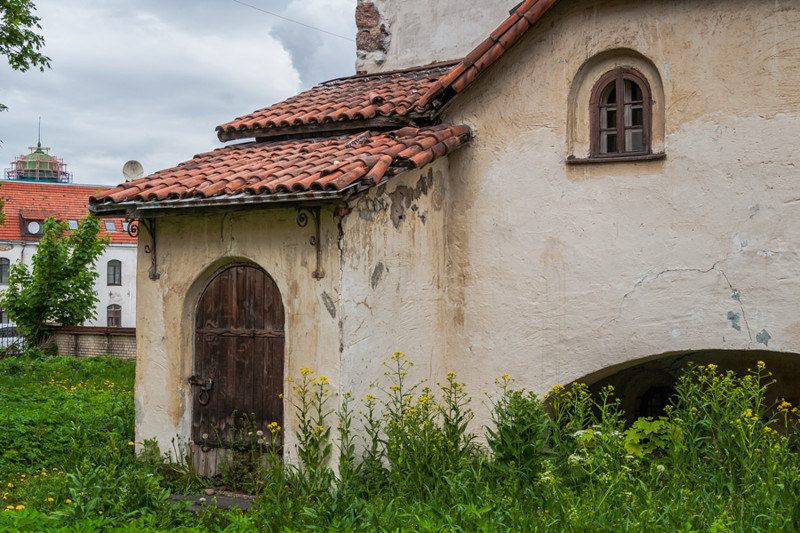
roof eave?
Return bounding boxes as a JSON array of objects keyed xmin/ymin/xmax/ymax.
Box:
[
  {"xmin": 89, "ymin": 189, "xmax": 352, "ymax": 219},
  {"xmin": 217, "ymin": 115, "xmax": 434, "ymax": 143}
]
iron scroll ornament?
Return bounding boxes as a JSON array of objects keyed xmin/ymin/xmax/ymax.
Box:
[
  {"xmin": 296, "ymin": 207, "xmax": 324, "ymax": 279},
  {"xmin": 126, "ymin": 218, "xmax": 160, "ymax": 280}
]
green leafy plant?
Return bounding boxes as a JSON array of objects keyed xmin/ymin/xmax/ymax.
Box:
[
  {"xmin": 486, "ymin": 375, "xmax": 549, "ymax": 477},
  {"xmin": 2, "ymin": 216, "xmax": 109, "ymax": 346}
]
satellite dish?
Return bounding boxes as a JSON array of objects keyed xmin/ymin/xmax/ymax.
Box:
[{"xmin": 122, "ymin": 160, "xmax": 144, "ymax": 182}]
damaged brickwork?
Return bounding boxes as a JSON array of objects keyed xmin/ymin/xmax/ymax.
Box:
[{"xmin": 356, "ymin": 1, "xmax": 388, "ymax": 71}]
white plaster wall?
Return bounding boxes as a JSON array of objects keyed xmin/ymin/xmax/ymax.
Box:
[
  {"xmin": 133, "ymin": 208, "xmax": 341, "ymax": 464},
  {"xmin": 438, "ymin": 0, "xmax": 800, "ymax": 419},
  {"xmin": 93, "ymin": 244, "xmax": 137, "ymax": 328},
  {"xmin": 361, "ymin": 0, "xmax": 520, "ymax": 72},
  {"xmin": 339, "ymin": 163, "xmax": 449, "ymax": 404}
]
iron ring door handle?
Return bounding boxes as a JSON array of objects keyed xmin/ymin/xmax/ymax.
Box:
[{"xmin": 188, "ymin": 376, "xmax": 213, "ymax": 405}]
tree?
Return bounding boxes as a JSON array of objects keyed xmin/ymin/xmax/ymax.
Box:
[
  {"xmin": 2, "ymin": 216, "xmax": 109, "ymax": 346},
  {"xmin": 1, "ymin": 0, "xmax": 51, "ymax": 112}
]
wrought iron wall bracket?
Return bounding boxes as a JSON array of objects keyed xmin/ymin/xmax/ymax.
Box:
[
  {"xmin": 296, "ymin": 207, "xmax": 324, "ymax": 279},
  {"xmin": 127, "ymin": 217, "xmax": 160, "ymax": 280}
]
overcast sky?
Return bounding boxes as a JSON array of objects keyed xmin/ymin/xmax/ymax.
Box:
[{"xmin": 0, "ymin": 0, "xmax": 357, "ymax": 186}]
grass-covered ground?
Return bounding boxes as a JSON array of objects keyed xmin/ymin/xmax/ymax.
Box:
[{"xmin": 1, "ymin": 353, "xmax": 799, "ymax": 531}]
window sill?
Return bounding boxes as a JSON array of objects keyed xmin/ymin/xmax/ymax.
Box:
[{"xmin": 566, "ymin": 152, "xmax": 666, "ymax": 165}]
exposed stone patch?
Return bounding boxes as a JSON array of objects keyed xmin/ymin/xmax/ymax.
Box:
[
  {"xmin": 356, "ymin": 3, "xmax": 380, "ymax": 27},
  {"xmin": 355, "ymin": 0, "xmax": 388, "ymax": 72},
  {"xmin": 357, "ymin": 25, "xmax": 388, "ymax": 53}
]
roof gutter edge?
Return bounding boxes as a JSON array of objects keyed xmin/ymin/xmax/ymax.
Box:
[{"xmin": 89, "ymin": 189, "xmax": 349, "ymax": 218}]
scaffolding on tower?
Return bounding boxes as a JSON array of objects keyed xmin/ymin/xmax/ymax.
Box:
[{"xmin": 5, "ymin": 144, "xmax": 73, "ymax": 183}]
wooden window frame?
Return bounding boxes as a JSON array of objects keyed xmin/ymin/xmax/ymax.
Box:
[
  {"xmin": 107, "ymin": 304, "xmax": 122, "ymax": 327},
  {"xmin": 589, "ymin": 67, "xmax": 652, "ymax": 160},
  {"xmin": 107, "ymin": 260, "xmax": 122, "ymax": 286}
]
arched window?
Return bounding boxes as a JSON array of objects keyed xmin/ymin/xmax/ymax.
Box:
[
  {"xmin": 590, "ymin": 68, "xmax": 652, "ymax": 157},
  {"xmin": 0, "ymin": 258, "xmax": 9, "ymax": 284},
  {"xmin": 107, "ymin": 304, "xmax": 122, "ymax": 327},
  {"xmin": 107, "ymin": 260, "xmax": 121, "ymax": 286}
]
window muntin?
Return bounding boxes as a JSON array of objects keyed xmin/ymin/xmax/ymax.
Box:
[
  {"xmin": 0, "ymin": 258, "xmax": 8, "ymax": 284},
  {"xmin": 107, "ymin": 260, "xmax": 121, "ymax": 286},
  {"xmin": 107, "ymin": 304, "xmax": 121, "ymax": 327},
  {"xmin": 591, "ymin": 68, "xmax": 651, "ymax": 157}
]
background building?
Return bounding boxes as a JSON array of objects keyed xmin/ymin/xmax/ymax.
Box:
[{"xmin": 1, "ymin": 144, "xmax": 137, "ymax": 356}]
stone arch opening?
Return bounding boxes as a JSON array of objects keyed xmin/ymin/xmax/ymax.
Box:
[{"xmin": 576, "ymin": 349, "xmax": 800, "ymax": 425}]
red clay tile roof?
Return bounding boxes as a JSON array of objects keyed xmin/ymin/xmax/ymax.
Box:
[
  {"xmin": 90, "ymin": 125, "xmax": 470, "ymax": 211},
  {"xmin": 0, "ymin": 181, "xmax": 136, "ymax": 244},
  {"xmin": 418, "ymin": 0, "xmax": 558, "ymax": 108},
  {"xmin": 216, "ymin": 62, "xmax": 458, "ymax": 142},
  {"xmin": 91, "ymin": 1, "xmax": 562, "ymax": 214}
]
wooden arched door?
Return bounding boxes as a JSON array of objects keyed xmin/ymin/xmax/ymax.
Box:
[{"xmin": 192, "ymin": 265, "xmax": 284, "ymax": 450}]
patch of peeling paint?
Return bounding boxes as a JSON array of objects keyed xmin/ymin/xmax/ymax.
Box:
[
  {"xmin": 756, "ymin": 329, "xmax": 771, "ymax": 346},
  {"xmin": 727, "ymin": 311, "xmax": 741, "ymax": 331},
  {"xmin": 388, "ymin": 169, "xmax": 435, "ymax": 228},
  {"xmin": 371, "ymin": 262, "xmax": 385, "ymax": 289},
  {"xmin": 321, "ymin": 291, "xmax": 336, "ymax": 319}
]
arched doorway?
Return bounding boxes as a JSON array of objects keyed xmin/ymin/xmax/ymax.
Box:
[{"xmin": 192, "ymin": 265, "xmax": 284, "ymax": 451}]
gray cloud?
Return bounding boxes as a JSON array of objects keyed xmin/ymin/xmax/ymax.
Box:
[{"xmin": 0, "ymin": 0, "xmax": 356, "ymax": 186}]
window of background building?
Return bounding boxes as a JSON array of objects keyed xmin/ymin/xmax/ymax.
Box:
[
  {"xmin": 107, "ymin": 304, "xmax": 121, "ymax": 327},
  {"xmin": 0, "ymin": 258, "xmax": 8, "ymax": 284},
  {"xmin": 107, "ymin": 260, "xmax": 121, "ymax": 286},
  {"xmin": 104, "ymin": 220, "xmax": 116, "ymax": 232}
]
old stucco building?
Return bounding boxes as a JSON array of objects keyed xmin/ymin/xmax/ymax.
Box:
[{"xmin": 91, "ymin": 0, "xmax": 800, "ymax": 470}]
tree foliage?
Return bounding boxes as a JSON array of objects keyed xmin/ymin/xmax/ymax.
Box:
[
  {"xmin": 2, "ymin": 216, "xmax": 109, "ymax": 345},
  {"xmin": 1, "ymin": 0, "xmax": 50, "ymax": 111}
]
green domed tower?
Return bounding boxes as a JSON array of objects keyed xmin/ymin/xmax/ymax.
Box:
[{"xmin": 5, "ymin": 143, "xmax": 73, "ymax": 183}]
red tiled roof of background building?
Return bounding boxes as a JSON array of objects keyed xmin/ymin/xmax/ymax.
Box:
[
  {"xmin": 418, "ymin": 0, "xmax": 558, "ymax": 108},
  {"xmin": 0, "ymin": 181, "xmax": 136, "ymax": 244},
  {"xmin": 91, "ymin": 125, "xmax": 470, "ymax": 208},
  {"xmin": 215, "ymin": 62, "xmax": 458, "ymax": 142}
]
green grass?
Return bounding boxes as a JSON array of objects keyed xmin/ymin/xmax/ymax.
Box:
[{"xmin": 1, "ymin": 353, "xmax": 799, "ymax": 532}]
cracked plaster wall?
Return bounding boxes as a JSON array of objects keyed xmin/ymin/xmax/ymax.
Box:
[
  {"xmin": 437, "ymin": 0, "xmax": 800, "ymax": 426},
  {"xmin": 338, "ymin": 162, "xmax": 449, "ymax": 405}
]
